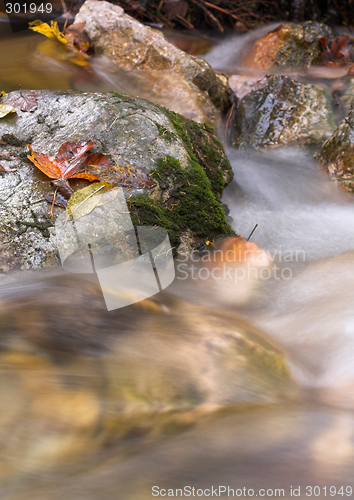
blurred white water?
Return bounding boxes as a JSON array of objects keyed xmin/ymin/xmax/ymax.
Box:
[
  {"xmin": 221, "ymin": 147, "xmax": 354, "ymax": 397},
  {"xmin": 223, "ymin": 147, "xmax": 354, "ymax": 263}
]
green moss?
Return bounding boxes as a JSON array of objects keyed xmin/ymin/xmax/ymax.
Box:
[
  {"xmin": 154, "ymin": 122, "xmax": 177, "ymax": 143},
  {"xmin": 129, "ymin": 156, "xmax": 234, "ymax": 251},
  {"xmin": 164, "ymin": 109, "xmax": 233, "ymax": 200}
]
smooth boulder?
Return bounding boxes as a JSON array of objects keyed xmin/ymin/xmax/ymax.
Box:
[{"xmin": 0, "ymin": 89, "xmax": 233, "ymax": 272}]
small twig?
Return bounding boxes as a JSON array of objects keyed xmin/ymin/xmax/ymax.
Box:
[
  {"xmin": 224, "ymin": 102, "xmax": 235, "ymax": 145},
  {"xmin": 247, "ymin": 223, "xmax": 258, "ymax": 241}
]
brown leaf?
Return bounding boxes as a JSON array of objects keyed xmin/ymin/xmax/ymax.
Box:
[
  {"xmin": 28, "ymin": 141, "xmax": 96, "ymax": 181},
  {"xmin": 82, "ymin": 152, "xmax": 114, "ymax": 168},
  {"xmin": 162, "ymin": 0, "xmax": 188, "ymax": 20},
  {"xmin": 82, "ymin": 152, "xmax": 156, "ymax": 188},
  {"xmin": 27, "ymin": 145, "xmax": 62, "ymax": 179},
  {"xmin": 64, "ymin": 23, "xmax": 91, "ymax": 53},
  {"xmin": 7, "ymin": 92, "xmax": 39, "ymax": 112},
  {"xmin": 50, "ymin": 179, "xmax": 74, "ymax": 199},
  {"xmin": 319, "ymin": 36, "xmax": 349, "ymax": 65},
  {"xmin": 45, "ymin": 191, "xmax": 68, "ymax": 208},
  {"xmin": 83, "ymin": 156, "xmax": 157, "ymax": 189},
  {"xmin": 56, "ymin": 140, "xmax": 95, "ymax": 178}
]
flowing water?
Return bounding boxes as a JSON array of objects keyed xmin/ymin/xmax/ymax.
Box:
[{"xmin": 2, "ymin": 19, "xmax": 354, "ymax": 500}]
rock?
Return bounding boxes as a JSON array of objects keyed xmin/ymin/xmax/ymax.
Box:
[
  {"xmin": 0, "ymin": 271, "xmax": 298, "ymax": 480},
  {"xmin": 73, "ymin": 0, "xmax": 229, "ymax": 125},
  {"xmin": 318, "ymin": 102, "xmax": 354, "ymax": 193},
  {"xmin": 338, "ymin": 77, "xmax": 354, "ymax": 112},
  {"xmin": 244, "ymin": 22, "xmax": 335, "ymax": 70},
  {"xmin": 232, "ymin": 75, "xmax": 335, "ymax": 149},
  {"xmin": 0, "ymin": 89, "xmax": 233, "ymax": 272}
]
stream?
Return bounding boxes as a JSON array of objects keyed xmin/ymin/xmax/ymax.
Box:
[{"xmin": 2, "ymin": 17, "xmax": 354, "ymax": 500}]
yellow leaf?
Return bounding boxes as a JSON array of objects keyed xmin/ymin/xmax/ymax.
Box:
[
  {"xmin": 29, "ymin": 20, "xmax": 67, "ymax": 45},
  {"xmin": 0, "ymin": 91, "xmax": 6, "ymax": 97},
  {"xmin": 66, "ymin": 182, "xmax": 117, "ymax": 221},
  {"xmin": 0, "ymin": 104, "xmax": 16, "ymax": 118}
]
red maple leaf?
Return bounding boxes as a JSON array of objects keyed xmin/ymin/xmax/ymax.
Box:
[{"xmin": 27, "ymin": 141, "xmax": 100, "ymax": 182}]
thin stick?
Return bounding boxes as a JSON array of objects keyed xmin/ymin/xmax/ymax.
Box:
[
  {"xmin": 246, "ymin": 223, "xmax": 258, "ymax": 241},
  {"xmin": 224, "ymin": 102, "xmax": 235, "ymax": 145}
]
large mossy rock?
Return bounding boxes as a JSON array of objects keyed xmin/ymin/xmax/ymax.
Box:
[
  {"xmin": 0, "ymin": 89, "xmax": 233, "ymax": 272},
  {"xmin": 246, "ymin": 22, "xmax": 335, "ymax": 70},
  {"xmin": 0, "ymin": 271, "xmax": 298, "ymax": 480},
  {"xmin": 232, "ymin": 75, "xmax": 335, "ymax": 149},
  {"xmin": 73, "ymin": 0, "xmax": 229, "ymax": 125},
  {"xmin": 318, "ymin": 103, "xmax": 354, "ymax": 193}
]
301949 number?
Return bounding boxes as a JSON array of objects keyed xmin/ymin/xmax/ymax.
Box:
[
  {"xmin": 5, "ymin": 3, "xmax": 52, "ymax": 14},
  {"xmin": 306, "ymin": 486, "xmax": 353, "ymax": 496}
]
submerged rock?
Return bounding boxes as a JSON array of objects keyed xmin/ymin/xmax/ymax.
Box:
[
  {"xmin": 232, "ymin": 75, "xmax": 335, "ymax": 149},
  {"xmin": 0, "ymin": 271, "xmax": 298, "ymax": 480},
  {"xmin": 245, "ymin": 22, "xmax": 335, "ymax": 70},
  {"xmin": 73, "ymin": 0, "xmax": 229, "ymax": 125},
  {"xmin": 318, "ymin": 102, "xmax": 354, "ymax": 193},
  {"xmin": 0, "ymin": 89, "xmax": 233, "ymax": 272}
]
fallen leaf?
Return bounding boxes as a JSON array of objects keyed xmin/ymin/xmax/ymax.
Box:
[
  {"xmin": 212, "ymin": 237, "xmax": 271, "ymax": 266},
  {"xmin": 319, "ymin": 36, "xmax": 349, "ymax": 65},
  {"xmin": 29, "ymin": 20, "xmax": 67, "ymax": 45},
  {"xmin": 64, "ymin": 23, "xmax": 91, "ymax": 54},
  {"xmin": 27, "ymin": 141, "xmax": 100, "ymax": 202},
  {"xmin": 83, "ymin": 154, "xmax": 157, "ymax": 189},
  {"xmin": 66, "ymin": 182, "xmax": 117, "ymax": 220},
  {"xmin": 0, "ymin": 104, "xmax": 16, "ymax": 118},
  {"xmin": 6, "ymin": 92, "xmax": 39, "ymax": 112},
  {"xmin": 45, "ymin": 191, "xmax": 68, "ymax": 208},
  {"xmin": 27, "ymin": 145, "xmax": 62, "ymax": 179},
  {"xmin": 50, "ymin": 179, "xmax": 74, "ymax": 199},
  {"xmin": 27, "ymin": 141, "xmax": 99, "ymax": 181},
  {"xmin": 56, "ymin": 141, "xmax": 96, "ymax": 178},
  {"xmin": 162, "ymin": 0, "xmax": 188, "ymax": 20}
]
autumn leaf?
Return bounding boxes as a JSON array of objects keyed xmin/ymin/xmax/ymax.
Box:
[
  {"xmin": 83, "ymin": 154, "xmax": 157, "ymax": 189},
  {"xmin": 27, "ymin": 145, "xmax": 62, "ymax": 179},
  {"xmin": 212, "ymin": 237, "xmax": 271, "ymax": 266},
  {"xmin": 45, "ymin": 191, "xmax": 68, "ymax": 208},
  {"xmin": 0, "ymin": 104, "xmax": 16, "ymax": 118},
  {"xmin": 319, "ymin": 36, "xmax": 349, "ymax": 65},
  {"xmin": 64, "ymin": 23, "xmax": 90, "ymax": 54},
  {"xmin": 6, "ymin": 92, "xmax": 39, "ymax": 112},
  {"xmin": 27, "ymin": 141, "xmax": 99, "ymax": 182},
  {"xmin": 29, "ymin": 20, "xmax": 68, "ymax": 45}
]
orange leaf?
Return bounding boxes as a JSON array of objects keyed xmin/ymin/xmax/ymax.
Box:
[
  {"xmin": 70, "ymin": 172, "xmax": 101, "ymax": 181},
  {"xmin": 82, "ymin": 152, "xmax": 114, "ymax": 168},
  {"xmin": 57, "ymin": 140, "xmax": 95, "ymax": 178},
  {"xmin": 27, "ymin": 144, "xmax": 62, "ymax": 179}
]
